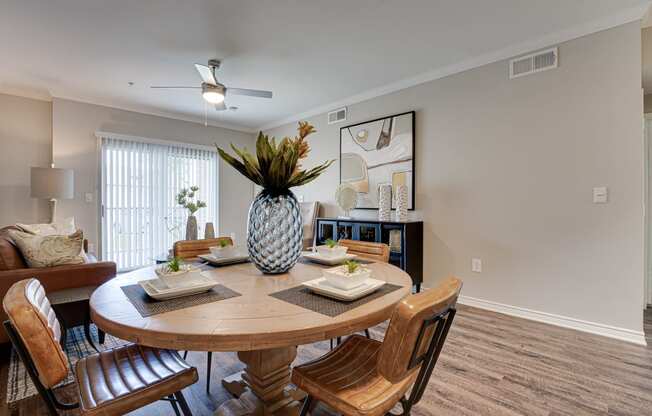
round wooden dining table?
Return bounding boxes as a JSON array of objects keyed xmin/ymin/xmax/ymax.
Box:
[{"xmin": 90, "ymin": 260, "xmax": 412, "ymax": 416}]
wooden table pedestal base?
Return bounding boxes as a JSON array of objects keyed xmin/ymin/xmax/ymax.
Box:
[{"xmin": 216, "ymin": 346, "xmax": 303, "ymax": 416}]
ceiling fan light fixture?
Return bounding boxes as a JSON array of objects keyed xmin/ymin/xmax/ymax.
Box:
[{"xmin": 201, "ymin": 83, "xmax": 225, "ymax": 104}]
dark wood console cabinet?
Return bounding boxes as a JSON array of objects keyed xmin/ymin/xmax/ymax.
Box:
[{"xmin": 315, "ymin": 217, "xmax": 423, "ymax": 291}]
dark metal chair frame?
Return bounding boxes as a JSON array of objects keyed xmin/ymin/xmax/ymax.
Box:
[
  {"xmin": 4, "ymin": 320, "xmax": 193, "ymax": 416},
  {"xmin": 301, "ymin": 307, "xmax": 457, "ymax": 416}
]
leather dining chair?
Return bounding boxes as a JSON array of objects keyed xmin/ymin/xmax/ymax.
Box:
[
  {"xmin": 173, "ymin": 236, "xmax": 233, "ymax": 260},
  {"xmin": 293, "ymin": 276, "xmax": 462, "ymax": 416},
  {"xmin": 3, "ymin": 278, "xmax": 198, "ymax": 416},
  {"xmin": 338, "ymin": 239, "xmax": 390, "ymax": 263},
  {"xmin": 174, "ymin": 236, "xmax": 233, "ymax": 394}
]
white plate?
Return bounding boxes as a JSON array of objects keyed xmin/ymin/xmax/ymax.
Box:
[
  {"xmin": 302, "ymin": 277, "xmax": 385, "ymax": 301},
  {"xmin": 302, "ymin": 251, "xmax": 357, "ymax": 266},
  {"xmin": 138, "ymin": 272, "xmax": 218, "ymax": 300},
  {"xmin": 198, "ymin": 253, "xmax": 249, "ymax": 266}
]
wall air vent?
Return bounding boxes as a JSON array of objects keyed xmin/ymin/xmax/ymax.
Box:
[
  {"xmin": 509, "ymin": 47, "xmax": 558, "ymax": 79},
  {"xmin": 328, "ymin": 107, "xmax": 347, "ymax": 125}
]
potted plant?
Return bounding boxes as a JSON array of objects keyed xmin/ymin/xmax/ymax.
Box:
[
  {"xmin": 177, "ymin": 186, "xmax": 207, "ymax": 240},
  {"xmin": 217, "ymin": 122, "xmax": 333, "ymax": 273},
  {"xmin": 155, "ymin": 257, "xmax": 198, "ymax": 285},
  {"xmin": 316, "ymin": 238, "xmax": 348, "ymax": 258},
  {"xmin": 210, "ymin": 238, "xmax": 236, "ymax": 258},
  {"xmin": 323, "ymin": 260, "xmax": 371, "ymax": 290}
]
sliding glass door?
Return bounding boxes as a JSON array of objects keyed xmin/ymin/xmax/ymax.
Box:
[{"xmin": 100, "ymin": 136, "xmax": 218, "ymax": 271}]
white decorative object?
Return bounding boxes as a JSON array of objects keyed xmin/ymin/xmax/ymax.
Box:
[
  {"xmin": 154, "ymin": 264, "xmax": 198, "ymax": 280},
  {"xmin": 209, "ymin": 244, "xmax": 237, "ymax": 258},
  {"xmin": 303, "ymin": 277, "xmax": 385, "ymax": 301},
  {"xmin": 316, "ymin": 245, "xmax": 348, "ymax": 258},
  {"xmin": 396, "ymin": 184, "xmax": 409, "ymax": 221},
  {"xmin": 335, "ymin": 183, "xmax": 357, "ymax": 218},
  {"xmin": 197, "ymin": 253, "xmax": 249, "ymax": 266},
  {"xmin": 302, "ymin": 251, "xmax": 358, "ymax": 265},
  {"xmin": 322, "ymin": 265, "xmax": 372, "ymax": 290},
  {"xmin": 139, "ymin": 273, "xmax": 218, "ymax": 300},
  {"xmin": 378, "ymin": 184, "xmax": 392, "ymax": 221}
]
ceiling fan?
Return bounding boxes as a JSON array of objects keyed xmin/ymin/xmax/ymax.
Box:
[{"xmin": 150, "ymin": 59, "xmax": 273, "ymax": 111}]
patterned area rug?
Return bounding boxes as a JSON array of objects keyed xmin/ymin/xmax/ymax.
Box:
[{"xmin": 6, "ymin": 325, "xmax": 129, "ymax": 404}]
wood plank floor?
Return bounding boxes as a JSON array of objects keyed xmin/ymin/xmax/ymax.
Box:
[{"xmin": 1, "ymin": 304, "xmax": 651, "ymax": 415}]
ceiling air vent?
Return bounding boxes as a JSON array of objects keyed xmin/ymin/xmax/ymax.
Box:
[
  {"xmin": 509, "ymin": 47, "xmax": 558, "ymax": 79},
  {"xmin": 328, "ymin": 107, "xmax": 347, "ymax": 125}
]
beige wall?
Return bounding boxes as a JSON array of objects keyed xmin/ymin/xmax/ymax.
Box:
[
  {"xmin": 267, "ymin": 23, "xmax": 645, "ymax": 333},
  {"xmin": 0, "ymin": 93, "xmax": 52, "ymax": 225},
  {"xmin": 51, "ymin": 98, "xmax": 254, "ymax": 252}
]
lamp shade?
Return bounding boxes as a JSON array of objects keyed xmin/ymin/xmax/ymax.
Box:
[{"xmin": 30, "ymin": 167, "xmax": 74, "ymax": 199}]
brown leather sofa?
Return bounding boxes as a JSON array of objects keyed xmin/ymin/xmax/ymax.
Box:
[{"xmin": 0, "ymin": 226, "xmax": 116, "ymax": 344}]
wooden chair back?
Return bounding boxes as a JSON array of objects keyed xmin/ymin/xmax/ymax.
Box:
[
  {"xmin": 2, "ymin": 279, "xmax": 69, "ymax": 388},
  {"xmin": 378, "ymin": 276, "xmax": 461, "ymax": 399},
  {"xmin": 173, "ymin": 237, "xmax": 233, "ymax": 259},
  {"xmin": 338, "ymin": 239, "xmax": 390, "ymax": 263}
]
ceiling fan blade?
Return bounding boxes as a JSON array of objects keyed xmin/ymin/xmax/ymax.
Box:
[
  {"xmin": 215, "ymin": 102, "xmax": 227, "ymax": 111},
  {"xmin": 150, "ymin": 86, "xmax": 201, "ymax": 89},
  {"xmin": 227, "ymin": 88, "xmax": 273, "ymax": 99},
  {"xmin": 195, "ymin": 63, "xmax": 217, "ymax": 85}
]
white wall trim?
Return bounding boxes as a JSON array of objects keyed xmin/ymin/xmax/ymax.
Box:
[
  {"xmin": 95, "ymin": 131, "xmax": 217, "ymax": 152},
  {"xmin": 459, "ymin": 295, "xmax": 647, "ymax": 346},
  {"xmin": 258, "ymin": 3, "xmax": 650, "ymax": 131}
]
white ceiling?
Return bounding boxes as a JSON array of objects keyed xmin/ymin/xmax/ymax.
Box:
[{"xmin": 1, "ymin": 0, "xmax": 649, "ymax": 131}]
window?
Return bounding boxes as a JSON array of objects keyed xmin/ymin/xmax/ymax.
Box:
[{"xmin": 100, "ymin": 136, "xmax": 218, "ymax": 271}]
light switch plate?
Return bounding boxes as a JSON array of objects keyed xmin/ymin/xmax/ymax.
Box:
[
  {"xmin": 471, "ymin": 258, "xmax": 482, "ymax": 273},
  {"xmin": 84, "ymin": 192, "xmax": 94, "ymax": 203},
  {"xmin": 593, "ymin": 187, "xmax": 608, "ymax": 203}
]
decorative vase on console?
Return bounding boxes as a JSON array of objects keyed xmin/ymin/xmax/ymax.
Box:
[
  {"xmin": 395, "ymin": 184, "xmax": 409, "ymax": 222},
  {"xmin": 177, "ymin": 186, "xmax": 207, "ymax": 241},
  {"xmin": 378, "ymin": 184, "xmax": 392, "ymax": 221},
  {"xmin": 204, "ymin": 222, "xmax": 215, "ymax": 239},
  {"xmin": 217, "ymin": 122, "xmax": 334, "ymax": 274}
]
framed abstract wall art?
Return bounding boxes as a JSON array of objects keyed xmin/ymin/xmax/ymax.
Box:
[{"xmin": 339, "ymin": 111, "xmax": 415, "ymax": 210}]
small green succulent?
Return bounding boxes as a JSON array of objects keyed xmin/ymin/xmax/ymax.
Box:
[
  {"xmin": 325, "ymin": 239, "xmax": 338, "ymax": 248},
  {"xmin": 344, "ymin": 260, "xmax": 360, "ymax": 274},
  {"xmin": 166, "ymin": 257, "xmax": 183, "ymax": 272},
  {"xmin": 218, "ymin": 239, "xmax": 232, "ymax": 248}
]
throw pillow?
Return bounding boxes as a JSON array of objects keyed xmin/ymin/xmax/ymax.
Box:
[
  {"xmin": 16, "ymin": 217, "xmax": 76, "ymax": 236},
  {"xmin": 8, "ymin": 230, "xmax": 86, "ymax": 268}
]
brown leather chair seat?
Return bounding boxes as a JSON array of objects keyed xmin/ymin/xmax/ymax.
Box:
[
  {"xmin": 293, "ymin": 277, "xmax": 463, "ymax": 416},
  {"xmin": 3, "ymin": 278, "xmax": 198, "ymax": 415},
  {"xmin": 292, "ymin": 335, "xmax": 416, "ymax": 416},
  {"xmin": 75, "ymin": 344, "xmax": 197, "ymax": 415}
]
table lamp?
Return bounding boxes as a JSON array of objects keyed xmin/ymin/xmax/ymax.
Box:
[{"xmin": 30, "ymin": 166, "xmax": 74, "ymax": 222}]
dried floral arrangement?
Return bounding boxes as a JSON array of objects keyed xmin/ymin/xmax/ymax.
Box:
[{"xmin": 216, "ymin": 122, "xmax": 334, "ymax": 194}]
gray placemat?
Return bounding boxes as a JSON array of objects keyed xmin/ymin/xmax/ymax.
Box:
[
  {"xmin": 121, "ymin": 284, "xmax": 241, "ymax": 317},
  {"xmin": 269, "ymin": 283, "xmax": 403, "ymax": 317}
]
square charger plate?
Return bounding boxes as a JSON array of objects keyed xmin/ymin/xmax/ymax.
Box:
[
  {"xmin": 138, "ymin": 272, "xmax": 219, "ymax": 300},
  {"xmin": 198, "ymin": 252, "xmax": 250, "ymax": 266},
  {"xmin": 302, "ymin": 277, "xmax": 385, "ymax": 301}
]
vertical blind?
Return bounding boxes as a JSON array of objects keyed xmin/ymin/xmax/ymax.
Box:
[{"xmin": 100, "ymin": 136, "xmax": 218, "ymax": 271}]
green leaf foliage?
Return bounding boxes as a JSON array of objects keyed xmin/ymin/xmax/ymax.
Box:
[{"xmin": 216, "ymin": 122, "xmax": 334, "ymax": 193}]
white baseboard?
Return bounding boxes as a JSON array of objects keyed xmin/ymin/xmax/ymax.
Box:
[{"xmin": 458, "ymin": 295, "xmax": 647, "ymax": 346}]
